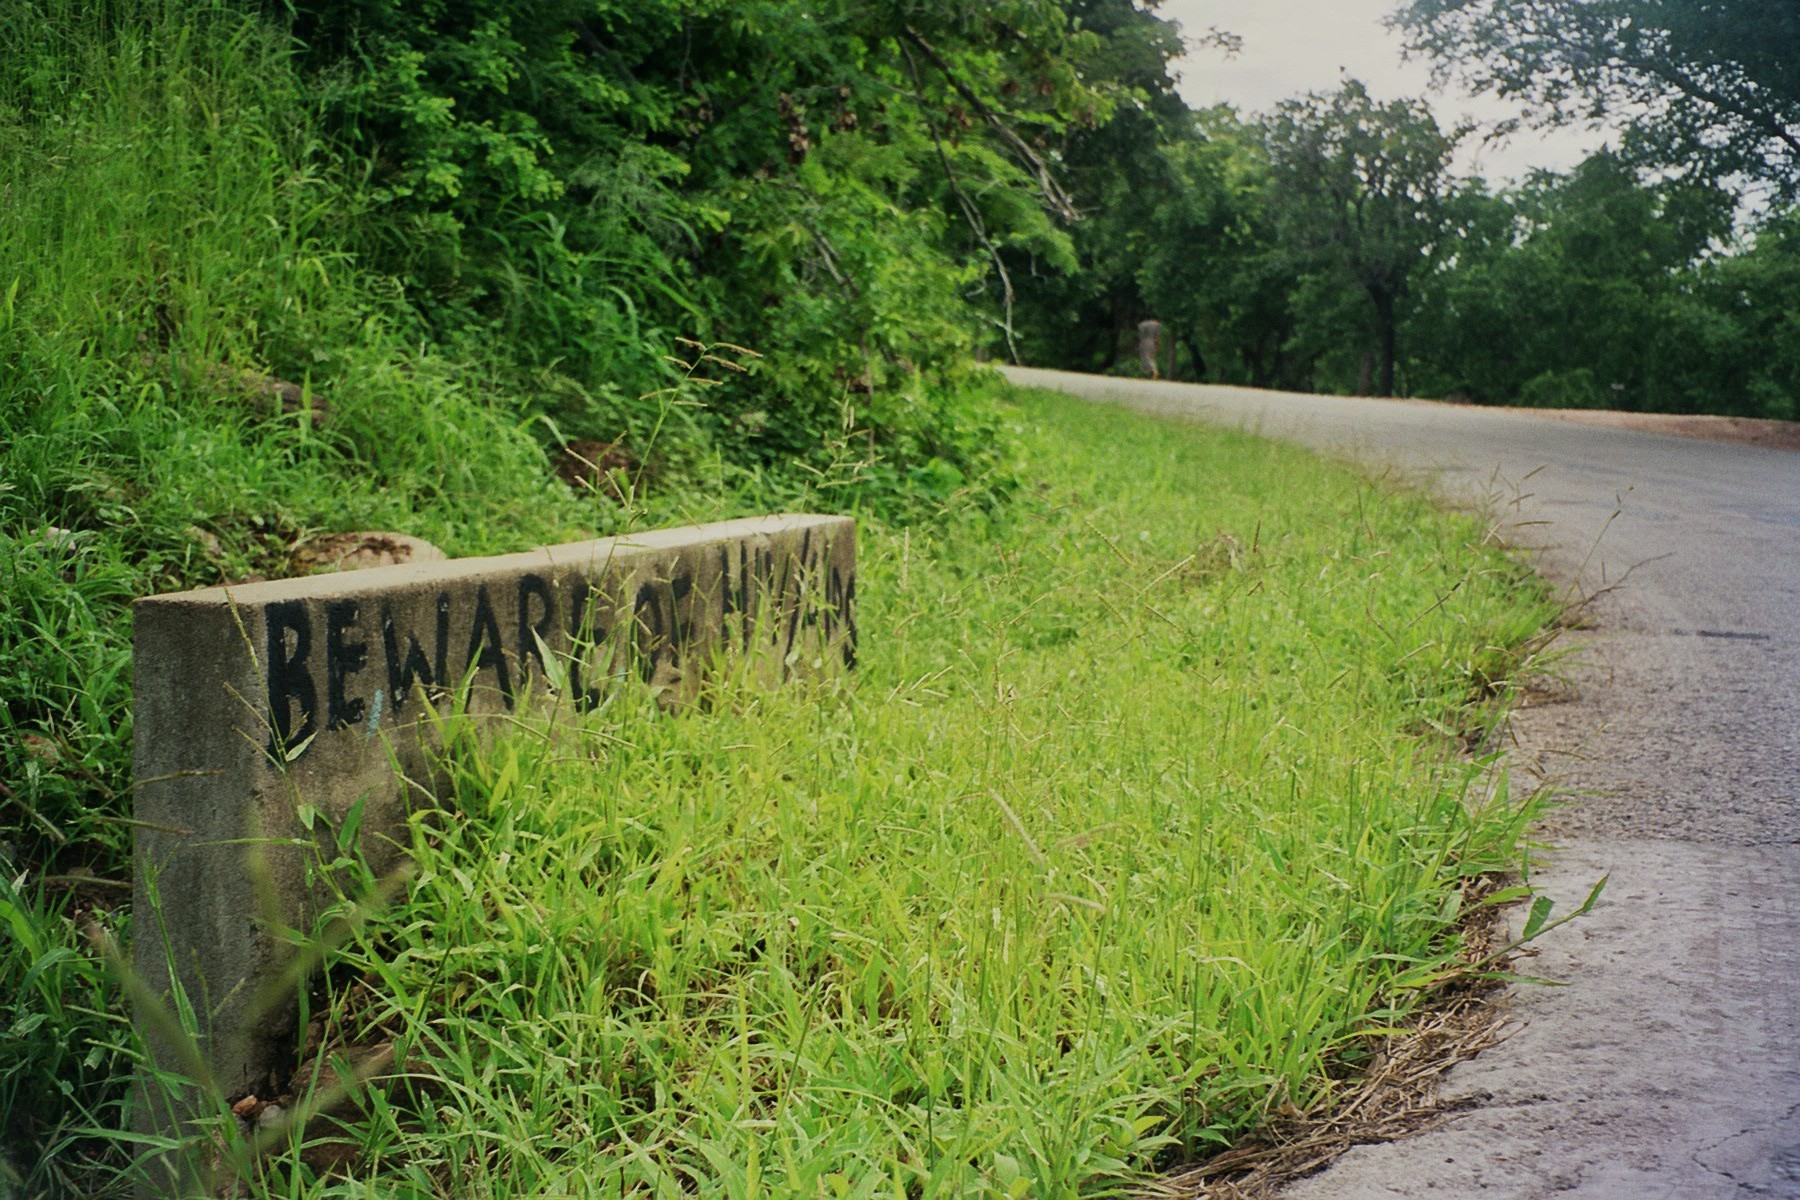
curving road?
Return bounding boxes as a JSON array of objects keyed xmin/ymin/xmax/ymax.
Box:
[{"xmin": 1005, "ymin": 368, "xmax": 1800, "ymax": 1199}]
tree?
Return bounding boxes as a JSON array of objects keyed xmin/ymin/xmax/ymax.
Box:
[
  {"xmin": 1401, "ymin": 176, "xmax": 1578, "ymax": 404},
  {"xmin": 1394, "ymin": 0, "xmax": 1800, "ymax": 198},
  {"xmin": 1007, "ymin": 0, "xmax": 1193, "ymax": 372},
  {"xmin": 1135, "ymin": 109, "xmax": 1308, "ymax": 388},
  {"xmin": 1669, "ymin": 205, "xmax": 1800, "ymax": 419},
  {"xmin": 1406, "ymin": 151, "xmax": 1741, "ymax": 411},
  {"xmin": 1258, "ymin": 80, "xmax": 1462, "ymax": 396}
]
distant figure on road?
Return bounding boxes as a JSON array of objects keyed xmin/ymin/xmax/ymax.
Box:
[{"xmin": 1136, "ymin": 318, "xmax": 1163, "ymax": 380}]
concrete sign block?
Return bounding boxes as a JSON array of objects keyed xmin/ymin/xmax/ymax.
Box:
[{"xmin": 130, "ymin": 514, "xmax": 854, "ymax": 1154}]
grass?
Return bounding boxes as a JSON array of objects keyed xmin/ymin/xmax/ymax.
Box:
[
  {"xmin": 138, "ymin": 388, "xmax": 1560, "ymax": 1199},
  {"xmin": 0, "ymin": 0, "xmax": 582, "ymax": 870},
  {"xmin": 0, "ymin": 5, "xmax": 754, "ymax": 1183},
  {"xmin": 0, "ymin": 4, "xmax": 1562, "ymax": 1191}
]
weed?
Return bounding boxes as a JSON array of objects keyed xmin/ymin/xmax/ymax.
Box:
[{"xmin": 161, "ymin": 391, "xmax": 1563, "ymax": 1198}]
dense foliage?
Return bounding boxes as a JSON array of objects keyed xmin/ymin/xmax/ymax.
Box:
[
  {"xmin": 0, "ymin": 1, "xmax": 1135, "ymax": 1185},
  {"xmin": 0, "ymin": 0, "xmax": 1177, "ymax": 875},
  {"xmin": 1407, "ymin": 152, "xmax": 1765, "ymax": 410},
  {"xmin": 276, "ymin": 0, "xmax": 1141, "ymax": 504}
]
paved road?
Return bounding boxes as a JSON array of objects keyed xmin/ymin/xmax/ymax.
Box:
[{"xmin": 1006, "ymin": 368, "xmax": 1800, "ymax": 1199}]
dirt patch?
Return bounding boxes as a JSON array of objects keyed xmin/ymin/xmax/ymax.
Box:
[
  {"xmin": 289, "ymin": 531, "xmax": 446, "ymax": 574},
  {"xmin": 554, "ymin": 438, "xmax": 644, "ymax": 499},
  {"xmin": 1499, "ymin": 406, "xmax": 1800, "ymax": 453}
]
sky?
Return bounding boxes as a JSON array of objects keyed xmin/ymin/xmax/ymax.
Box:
[{"xmin": 1158, "ymin": 0, "xmax": 1613, "ymax": 185}]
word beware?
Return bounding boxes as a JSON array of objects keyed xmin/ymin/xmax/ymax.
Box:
[{"xmin": 260, "ymin": 529, "xmax": 856, "ymax": 762}]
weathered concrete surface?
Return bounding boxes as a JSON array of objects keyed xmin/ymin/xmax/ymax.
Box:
[
  {"xmin": 131, "ymin": 514, "xmax": 855, "ymax": 1161},
  {"xmin": 1280, "ymin": 839, "xmax": 1800, "ymax": 1198},
  {"xmin": 1003, "ymin": 368, "xmax": 1800, "ymax": 1199}
]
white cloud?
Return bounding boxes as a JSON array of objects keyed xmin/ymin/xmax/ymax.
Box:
[{"xmin": 1158, "ymin": 0, "xmax": 1614, "ymax": 184}]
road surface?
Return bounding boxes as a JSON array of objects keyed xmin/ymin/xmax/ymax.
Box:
[{"xmin": 1005, "ymin": 368, "xmax": 1800, "ymax": 1199}]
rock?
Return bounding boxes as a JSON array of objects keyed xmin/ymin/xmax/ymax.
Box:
[
  {"xmin": 184, "ymin": 525, "xmax": 225, "ymax": 562},
  {"xmin": 31, "ymin": 525, "xmax": 83, "ymax": 554},
  {"xmin": 132, "ymin": 353, "xmax": 330, "ymax": 428},
  {"xmin": 289, "ymin": 532, "xmax": 447, "ymax": 575},
  {"xmin": 24, "ymin": 528, "xmax": 84, "ymax": 583},
  {"xmin": 244, "ymin": 371, "xmax": 329, "ymax": 428},
  {"xmin": 19, "ymin": 733, "xmax": 61, "ymax": 768}
]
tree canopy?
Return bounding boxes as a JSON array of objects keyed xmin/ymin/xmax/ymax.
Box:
[
  {"xmin": 1260, "ymin": 81, "xmax": 1463, "ymax": 396},
  {"xmin": 1393, "ymin": 0, "xmax": 1800, "ymax": 198}
]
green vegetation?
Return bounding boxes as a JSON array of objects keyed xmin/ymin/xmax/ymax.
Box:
[
  {"xmin": 0, "ymin": 0, "xmax": 592, "ymax": 877},
  {"xmin": 1258, "ymin": 82, "xmax": 1463, "ymax": 399},
  {"xmin": 1017, "ymin": 7, "xmax": 1800, "ymax": 417},
  {"xmin": 1406, "ymin": 153, "xmax": 1779, "ymax": 413},
  {"xmin": 272, "ymin": 0, "xmax": 1120, "ymax": 498},
  {"xmin": 1, "ymin": 0, "xmax": 1104, "ymax": 955},
  {"xmin": 114, "ymin": 391, "xmax": 1552, "ymax": 1197},
  {"xmin": 0, "ymin": 0, "xmax": 1635, "ymax": 1193}
]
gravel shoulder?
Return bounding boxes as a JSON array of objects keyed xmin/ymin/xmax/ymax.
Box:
[{"xmin": 1498, "ymin": 406, "xmax": 1800, "ymax": 455}]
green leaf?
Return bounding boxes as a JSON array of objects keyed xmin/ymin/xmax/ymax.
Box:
[
  {"xmin": 8, "ymin": 1012, "xmax": 46, "ymax": 1038},
  {"xmin": 338, "ymin": 796, "xmax": 366, "ymax": 849},
  {"xmin": 1574, "ymin": 874, "xmax": 1609, "ymax": 917},
  {"xmin": 1520, "ymin": 894, "xmax": 1554, "ymax": 941}
]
